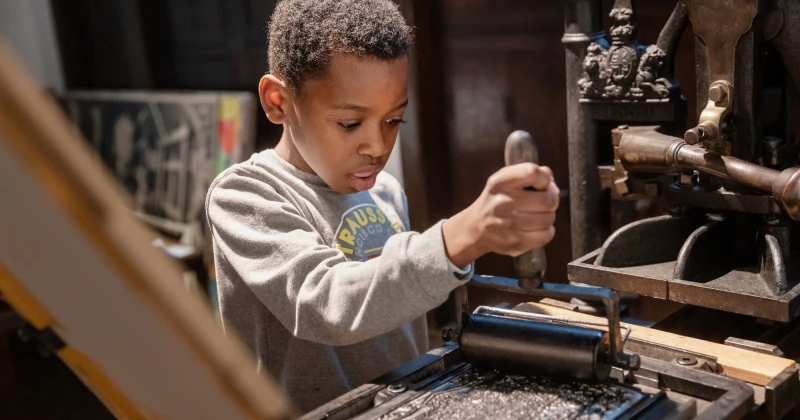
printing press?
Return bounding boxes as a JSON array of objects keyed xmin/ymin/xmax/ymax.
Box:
[{"xmin": 303, "ymin": 1, "xmax": 800, "ymax": 418}]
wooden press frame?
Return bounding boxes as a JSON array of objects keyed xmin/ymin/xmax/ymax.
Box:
[{"xmin": 0, "ymin": 40, "xmax": 294, "ymax": 419}]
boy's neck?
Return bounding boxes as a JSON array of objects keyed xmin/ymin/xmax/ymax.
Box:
[{"xmin": 274, "ymin": 129, "xmax": 315, "ymax": 174}]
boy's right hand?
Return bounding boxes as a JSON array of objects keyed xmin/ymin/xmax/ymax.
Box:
[{"xmin": 442, "ymin": 163, "xmax": 559, "ymax": 268}]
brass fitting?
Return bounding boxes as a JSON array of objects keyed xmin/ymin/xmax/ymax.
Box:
[{"xmin": 684, "ymin": 80, "xmax": 733, "ymax": 153}]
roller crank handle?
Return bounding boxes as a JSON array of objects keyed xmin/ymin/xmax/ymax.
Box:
[
  {"xmin": 504, "ymin": 130, "xmax": 547, "ymax": 289},
  {"xmin": 455, "ymin": 131, "xmax": 547, "ymax": 335}
]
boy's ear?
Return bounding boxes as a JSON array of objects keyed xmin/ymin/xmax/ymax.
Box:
[{"xmin": 259, "ymin": 74, "xmax": 290, "ymax": 124}]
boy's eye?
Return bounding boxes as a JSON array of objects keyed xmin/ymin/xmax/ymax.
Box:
[
  {"xmin": 386, "ymin": 118, "xmax": 407, "ymax": 126},
  {"xmin": 337, "ymin": 122, "xmax": 361, "ymax": 131}
]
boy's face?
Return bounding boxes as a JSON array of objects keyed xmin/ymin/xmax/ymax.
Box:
[{"xmin": 267, "ymin": 53, "xmax": 408, "ymax": 194}]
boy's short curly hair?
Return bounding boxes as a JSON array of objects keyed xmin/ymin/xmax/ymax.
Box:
[{"xmin": 268, "ymin": 0, "xmax": 413, "ymax": 92}]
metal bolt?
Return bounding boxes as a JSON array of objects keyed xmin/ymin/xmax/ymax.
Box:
[
  {"xmin": 626, "ymin": 353, "xmax": 641, "ymax": 370},
  {"xmin": 762, "ymin": 136, "xmax": 784, "ymax": 168},
  {"xmin": 762, "ymin": 136, "xmax": 784, "ymax": 150},
  {"xmin": 708, "ymin": 84, "xmax": 727, "ymax": 102},
  {"xmin": 387, "ymin": 384, "xmax": 406, "ymax": 394},
  {"xmin": 684, "ymin": 127, "xmax": 707, "ymax": 145},
  {"xmin": 679, "ymin": 171, "xmax": 697, "ymax": 187},
  {"xmin": 677, "ymin": 356, "xmax": 698, "ymax": 366},
  {"xmin": 441, "ymin": 327, "xmax": 453, "ymax": 342}
]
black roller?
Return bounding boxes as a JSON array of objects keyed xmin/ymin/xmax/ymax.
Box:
[{"xmin": 458, "ymin": 313, "xmax": 612, "ymax": 382}]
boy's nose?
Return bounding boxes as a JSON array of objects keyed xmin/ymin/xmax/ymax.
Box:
[{"xmin": 358, "ymin": 133, "xmax": 388, "ymax": 158}]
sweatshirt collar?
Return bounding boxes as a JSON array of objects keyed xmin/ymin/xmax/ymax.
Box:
[{"xmin": 255, "ymin": 149, "xmax": 333, "ymax": 190}]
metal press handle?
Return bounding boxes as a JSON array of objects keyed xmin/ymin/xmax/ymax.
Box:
[{"xmin": 504, "ymin": 130, "xmax": 547, "ymax": 289}]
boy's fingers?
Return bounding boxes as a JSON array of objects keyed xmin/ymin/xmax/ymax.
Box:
[
  {"xmin": 547, "ymin": 181, "xmax": 560, "ymax": 198},
  {"xmin": 512, "ymin": 212, "xmax": 556, "ymax": 232},
  {"xmin": 516, "ymin": 226, "xmax": 556, "ymax": 252},
  {"xmin": 540, "ymin": 166, "xmax": 554, "ymax": 180},
  {"xmin": 487, "ymin": 163, "xmax": 552, "ymax": 192},
  {"xmin": 503, "ymin": 190, "xmax": 560, "ymax": 212}
]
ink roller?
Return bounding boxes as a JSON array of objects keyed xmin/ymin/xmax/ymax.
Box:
[
  {"xmin": 457, "ymin": 312, "xmax": 612, "ymax": 382},
  {"xmin": 456, "ymin": 283, "xmax": 640, "ymax": 384}
]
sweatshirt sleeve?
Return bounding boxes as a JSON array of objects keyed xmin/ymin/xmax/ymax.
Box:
[{"xmin": 206, "ymin": 170, "xmax": 471, "ymax": 346}]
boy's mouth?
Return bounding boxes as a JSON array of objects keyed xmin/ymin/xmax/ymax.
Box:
[{"xmin": 349, "ymin": 167, "xmax": 381, "ymax": 191}]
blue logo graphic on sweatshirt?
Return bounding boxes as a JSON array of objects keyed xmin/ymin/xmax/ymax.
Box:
[{"xmin": 333, "ymin": 204, "xmax": 404, "ymax": 262}]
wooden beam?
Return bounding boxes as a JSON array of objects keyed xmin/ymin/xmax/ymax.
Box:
[
  {"xmin": 396, "ymin": 0, "xmax": 455, "ymax": 231},
  {"xmin": 521, "ymin": 302, "xmax": 796, "ymax": 387}
]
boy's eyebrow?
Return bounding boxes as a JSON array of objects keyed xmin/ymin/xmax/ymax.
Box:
[
  {"xmin": 330, "ymin": 98, "xmax": 409, "ymax": 112},
  {"xmin": 331, "ymin": 103, "xmax": 369, "ymax": 112},
  {"xmin": 393, "ymin": 98, "xmax": 409, "ymax": 111}
]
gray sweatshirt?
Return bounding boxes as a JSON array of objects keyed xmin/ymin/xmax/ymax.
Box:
[{"xmin": 205, "ymin": 149, "xmax": 472, "ymax": 412}]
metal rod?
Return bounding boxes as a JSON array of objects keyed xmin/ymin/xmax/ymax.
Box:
[
  {"xmin": 473, "ymin": 306, "xmax": 632, "ymax": 343},
  {"xmin": 616, "ymin": 126, "xmax": 800, "ymax": 220},
  {"xmin": 563, "ymin": 0, "xmax": 605, "ymax": 259},
  {"xmin": 676, "ymin": 146, "xmax": 776, "ymax": 192},
  {"xmin": 656, "ymin": 0, "xmax": 689, "ymax": 72}
]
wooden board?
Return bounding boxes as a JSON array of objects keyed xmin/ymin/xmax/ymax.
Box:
[
  {"xmin": 0, "ymin": 39, "xmax": 294, "ymax": 419},
  {"xmin": 521, "ymin": 302, "xmax": 795, "ymax": 387}
]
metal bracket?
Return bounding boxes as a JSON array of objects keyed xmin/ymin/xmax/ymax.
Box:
[
  {"xmin": 686, "ymin": 80, "xmax": 733, "ymax": 154},
  {"xmin": 724, "ymin": 337, "xmax": 786, "ymax": 357}
]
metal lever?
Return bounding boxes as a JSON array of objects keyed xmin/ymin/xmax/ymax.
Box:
[
  {"xmin": 504, "ymin": 130, "xmax": 547, "ymax": 289},
  {"xmin": 453, "ymin": 130, "xmax": 549, "ymax": 335},
  {"xmin": 617, "ymin": 125, "xmax": 800, "ymax": 220}
]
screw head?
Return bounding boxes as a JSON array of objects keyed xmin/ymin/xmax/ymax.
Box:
[
  {"xmin": 441, "ymin": 327, "xmax": 453, "ymax": 342},
  {"xmin": 677, "ymin": 356, "xmax": 698, "ymax": 366},
  {"xmin": 388, "ymin": 384, "xmax": 407, "ymax": 394},
  {"xmin": 684, "ymin": 127, "xmax": 707, "ymax": 145}
]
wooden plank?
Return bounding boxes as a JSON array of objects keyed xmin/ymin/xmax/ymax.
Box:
[{"xmin": 522, "ymin": 302, "xmax": 795, "ymax": 387}]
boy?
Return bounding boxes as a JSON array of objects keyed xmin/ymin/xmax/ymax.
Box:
[{"xmin": 206, "ymin": 0, "xmax": 559, "ymax": 412}]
